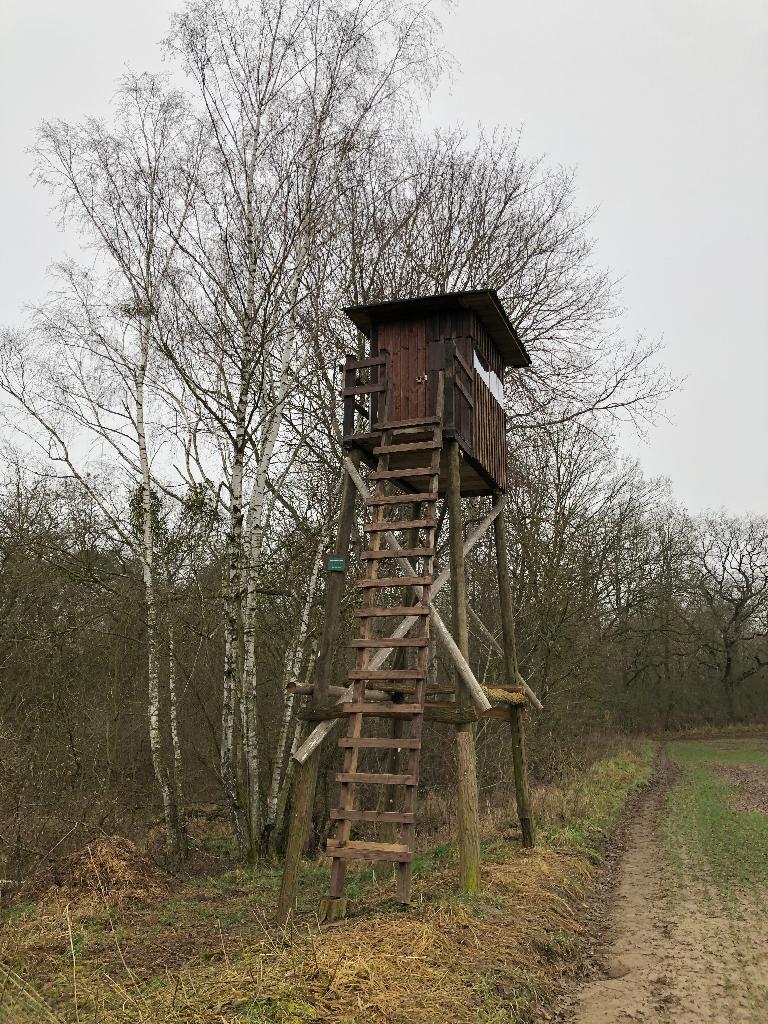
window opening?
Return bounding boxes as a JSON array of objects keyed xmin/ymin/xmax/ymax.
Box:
[{"xmin": 473, "ymin": 349, "xmax": 504, "ymax": 404}]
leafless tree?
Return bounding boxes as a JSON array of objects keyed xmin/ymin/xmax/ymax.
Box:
[
  {"xmin": 0, "ymin": 73, "xmax": 200, "ymax": 860},
  {"xmin": 695, "ymin": 512, "xmax": 768, "ymax": 721}
]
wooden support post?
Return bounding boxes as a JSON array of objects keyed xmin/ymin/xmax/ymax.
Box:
[
  {"xmin": 276, "ymin": 751, "xmax": 320, "ymax": 925},
  {"xmin": 316, "ymin": 451, "xmax": 361, "ymax": 704},
  {"xmin": 446, "ymin": 440, "xmax": 481, "ymax": 893},
  {"xmin": 493, "ymin": 505, "xmax": 535, "ymax": 848},
  {"xmin": 276, "ymin": 453, "xmax": 360, "ymax": 924}
]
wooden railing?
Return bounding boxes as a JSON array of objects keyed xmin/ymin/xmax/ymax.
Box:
[{"xmin": 341, "ymin": 353, "xmax": 389, "ymax": 436}]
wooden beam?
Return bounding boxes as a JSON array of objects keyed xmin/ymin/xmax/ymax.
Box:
[
  {"xmin": 291, "ymin": 463, "xmax": 498, "ymax": 764},
  {"xmin": 493, "ymin": 508, "xmax": 535, "ymax": 849},
  {"xmin": 446, "ymin": 439, "xmax": 481, "ymax": 894},
  {"xmin": 347, "ymin": 457, "xmax": 491, "ymax": 712},
  {"xmin": 276, "ymin": 751, "xmax": 321, "ymax": 925},
  {"xmin": 429, "ymin": 611, "xmax": 491, "ymax": 712}
]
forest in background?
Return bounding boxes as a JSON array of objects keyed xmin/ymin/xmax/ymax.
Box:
[{"xmin": 1, "ymin": 0, "xmax": 767, "ymax": 885}]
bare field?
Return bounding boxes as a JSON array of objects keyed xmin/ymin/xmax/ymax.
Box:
[{"xmin": 572, "ymin": 739, "xmax": 768, "ymax": 1024}]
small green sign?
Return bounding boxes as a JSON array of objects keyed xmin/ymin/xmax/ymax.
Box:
[{"xmin": 327, "ymin": 556, "xmax": 346, "ymax": 573}]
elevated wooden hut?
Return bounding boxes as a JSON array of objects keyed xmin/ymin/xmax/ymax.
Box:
[{"xmin": 342, "ymin": 289, "xmax": 530, "ymax": 495}]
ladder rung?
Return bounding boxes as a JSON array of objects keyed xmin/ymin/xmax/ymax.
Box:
[
  {"xmin": 354, "ymin": 605, "xmax": 429, "ymax": 617},
  {"xmin": 344, "ymin": 355, "xmax": 386, "ymax": 371},
  {"xmin": 341, "ymin": 703, "xmax": 422, "ymax": 715},
  {"xmin": 377, "ymin": 416, "xmax": 442, "ymax": 429},
  {"xmin": 326, "ymin": 840, "xmax": 412, "ymax": 862},
  {"xmin": 373, "ymin": 441, "xmax": 442, "ymax": 454},
  {"xmin": 338, "ymin": 737, "xmax": 421, "ymax": 749},
  {"xmin": 358, "ymin": 682, "xmax": 439, "ymax": 696},
  {"xmin": 330, "ymin": 809, "xmax": 416, "ymax": 823},
  {"xmin": 348, "ymin": 671, "xmax": 428, "ymax": 679},
  {"xmin": 348, "ymin": 669, "xmax": 426, "ymax": 680},
  {"xmin": 366, "ymin": 493, "xmax": 437, "ymax": 506},
  {"xmin": 363, "ymin": 519, "xmax": 436, "ymax": 532},
  {"xmin": 357, "ymin": 576, "xmax": 432, "ymax": 589},
  {"xmin": 348, "ymin": 637, "xmax": 428, "ymax": 648},
  {"xmin": 362, "ymin": 548, "xmax": 433, "ymax": 560},
  {"xmin": 370, "ymin": 467, "xmax": 435, "ymax": 480},
  {"xmin": 341, "ymin": 383, "xmax": 386, "ymax": 396},
  {"xmin": 336, "ymin": 772, "xmax": 417, "ymax": 785}
]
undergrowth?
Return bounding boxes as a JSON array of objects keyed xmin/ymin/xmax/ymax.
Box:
[
  {"xmin": 0, "ymin": 739, "xmax": 656, "ymax": 1024},
  {"xmin": 532, "ymin": 740, "xmax": 655, "ymax": 858}
]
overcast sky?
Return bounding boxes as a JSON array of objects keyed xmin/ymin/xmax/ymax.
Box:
[{"xmin": 2, "ymin": 0, "xmax": 767, "ymax": 514}]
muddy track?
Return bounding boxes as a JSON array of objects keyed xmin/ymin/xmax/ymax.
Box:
[{"xmin": 561, "ymin": 745, "xmax": 768, "ymax": 1023}]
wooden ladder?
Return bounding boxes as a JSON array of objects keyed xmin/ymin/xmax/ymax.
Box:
[{"xmin": 327, "ymin": 416, "xmax": 443, "ymax": 903}]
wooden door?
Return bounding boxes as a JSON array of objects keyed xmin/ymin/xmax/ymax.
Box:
[{"xmin": 377, "ymin": 319, "xmax": 429, "ymax": 422}]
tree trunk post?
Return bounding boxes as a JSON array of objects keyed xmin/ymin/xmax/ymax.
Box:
[
  {"xmin": 315, "ymin": 450, "xmax": 361, "ymax": 704},
  {"xmin": 276, "ymin": 750, "xmax": 321, "ymax": 926},
  {"xmin": 276, "ymin": 452, "xmax": 360, "ymax": 924},
  {"xmin": 446, "ymin": 440, "xmax": 481, "ymax": 893},
  {"xmin": 493, "ymin": 505, "xmax": 535, "ymax": 848}
]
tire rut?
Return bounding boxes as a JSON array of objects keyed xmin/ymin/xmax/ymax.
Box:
[{"xmin": 568, "ymin": 745, "xmax": 768, "ymax": 1023}]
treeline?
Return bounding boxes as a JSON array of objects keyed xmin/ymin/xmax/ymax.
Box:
[{"xmin": 0, "ymin": 0, "xmax": 765, "ymax": 880}]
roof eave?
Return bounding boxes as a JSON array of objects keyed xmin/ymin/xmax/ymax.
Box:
[{"xmin": 342, "ymin": 289, "xmax": 531, "ymax": 369}]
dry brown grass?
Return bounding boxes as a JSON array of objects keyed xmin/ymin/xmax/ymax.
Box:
[
  {"xmin": 4, "ymin": 850, "xmax": 589, "ymax": 1024},
  {"xmin": 0, "ymin": 741, "xmax": 655, "ymax": 1023},
  {"xmin": 23, "ymin": 835, "xmax": 168, "ymax": 910}
]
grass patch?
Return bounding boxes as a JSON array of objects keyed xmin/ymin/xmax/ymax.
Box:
[
  {"xmin": 475, "ymin": 965, "xmax": 541, "ymax": 1023},
  {"xmin": 665, "ymin": 740, "xmax": 768, "ymax": 892},
  {"xmin": 533, "ymin": 740, "xmax": 656, "ymax": 858},
  {"xmin": 668, "ymin": 738, "xmax": 768, "ymax": 769},
  {"xmin": 0, "ymin": 739, "xmax": 657, "ymax": 1024}
]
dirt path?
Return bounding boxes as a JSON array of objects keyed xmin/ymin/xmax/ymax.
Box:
[{"xmin": 572, "ymin": 751, "xmax": 768, "ymax": 1023}]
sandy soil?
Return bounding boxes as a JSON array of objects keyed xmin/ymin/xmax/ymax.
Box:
[{"xmin": 571, "ymin": 753, "xmax": 768, "ymax": 1023}]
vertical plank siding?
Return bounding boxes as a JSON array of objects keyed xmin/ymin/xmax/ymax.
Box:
[
  {"xmin": 364, "ymin": 310, "xmax": 508, "ymax": 492},
  {"xmin": 472, "ymin": 372, "xmax": 507, "ymax": 491}
]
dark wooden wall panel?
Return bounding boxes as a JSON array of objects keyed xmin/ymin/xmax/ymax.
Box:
[
  {"xmin": 369, "ymin": 311, "xmax": 508, "ymax": 491},
  {"xmin": 472, "ymin": 373, "xmax": 507, "ymax": 491}
]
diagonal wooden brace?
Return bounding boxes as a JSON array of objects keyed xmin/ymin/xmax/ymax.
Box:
[
  {"xmin": 347, "ymin": 458, "xmax": 543, "ymax": 708},
  {"xmin": 292, "ymin": 468, "xmax": 505, "ymax": 765},
  {"xmin": 467, "ymin": 605, "xmax": 543, "ymax": 711}
]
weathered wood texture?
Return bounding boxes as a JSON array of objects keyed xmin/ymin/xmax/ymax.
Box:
[
  {"xmin": 473, "ymin": 375, "xmax": 507, "ymax": 492},
  {"xmin": 493, "ymin": 509, "xmax": 535, "ymax": 848},
  {"xmin": 326, "ymin": 410, "xmax": 443, "ymax": 903},
  {"xmin": 446, "ymin": 440, "xmax": 482, "ymax": 894},
  {"xmin": 357, "ymin": 310, "xmax": 508, "ymax": 494},
  {"xmin": 276, "ymin": 750, "xmax": 320, "ymax": 925},
  {"xmin": 291, "ymin": 488, "xmax": 504, "ymax": 766}
]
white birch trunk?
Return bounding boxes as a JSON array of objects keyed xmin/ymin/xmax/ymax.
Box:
[
  {"xmin": 221, "ymin": 399, "xmax": 250, "ymax": 856},
  {"xmin": 239, "ymin": 244, "xmax": 308, "ymax": 856},
  {"xmin": 264, "ymin": 540, "xmax": 324, "ymax": 844},
  {"xmin": 136, "ymin": 326, "xmax": 179, "ymax": 859},
  {"xmin": 168, "ymin": 624, "xmax": 187, "ymax": 854}
]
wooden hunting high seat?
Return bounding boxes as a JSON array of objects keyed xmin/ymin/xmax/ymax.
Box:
[{"xmin": 315, "ymin": 291, "xmax": 534, "ymax": 911}]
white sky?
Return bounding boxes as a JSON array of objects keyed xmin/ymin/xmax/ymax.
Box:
[{"xmin": 2, "ymin": 0, "xmax": 767, "ymax": 515}]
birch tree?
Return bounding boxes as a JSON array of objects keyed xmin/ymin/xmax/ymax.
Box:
[
  {"xmin": 0, "ymin": 73, "xmax": 199, "ymax": 860},
  {"xmin": 159, "ymin": 0, "xmax": 445, "ymax": 859}
]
